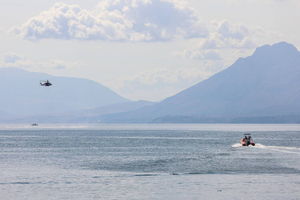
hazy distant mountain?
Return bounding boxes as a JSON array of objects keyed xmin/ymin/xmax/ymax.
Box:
[
  {"xmin": 16, "ymin": 100, "xmax": 155, "ymax": 123},
  {"xmin": 79, "ymin": 100, "xmax": 155, "ymax": 121},
  {"xmin": 0, "ymin": 67, "xmax": 129, "ymax": 119},
  {"xmin": 102, "ymin": 42, "xmax": 300, "ymax": 123}
]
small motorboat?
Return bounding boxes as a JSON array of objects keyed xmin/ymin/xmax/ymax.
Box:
[
  {"xmin": 31, "ymin": 123, "xmax": 38, "ymax": 126},
  {"xmin": 240, "ymin": 133, "xmax": 255, "ymax": 146}
]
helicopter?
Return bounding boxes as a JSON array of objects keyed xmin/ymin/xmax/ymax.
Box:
[{"xmin": 40, "ymin": 80, "xmax": 52, "ymax": 87}]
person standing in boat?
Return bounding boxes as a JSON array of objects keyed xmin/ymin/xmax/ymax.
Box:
[{"xmin": 248, "ymin": 136, "xmax": 254, "ymax": 145}]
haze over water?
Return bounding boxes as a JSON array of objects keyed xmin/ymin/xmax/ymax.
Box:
[{"xmin": 0, "ymin": 124, "xmax": 300, "ymax": 200}]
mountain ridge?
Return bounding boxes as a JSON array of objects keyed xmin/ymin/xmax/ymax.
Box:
[
  {"xmin": 100, "ymin": 42, "xmax": 300, "ymax": 123},
  {"xmin": 0, "ymin": 67, "xmax": 129, "ymax": 119},
  {"xmin": 1, "ymin": 42, "xmax": 300, "ymax": 123}
]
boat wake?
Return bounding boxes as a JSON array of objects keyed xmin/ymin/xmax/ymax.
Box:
[
  {"xmin": 232, "ymin": 143, "xmax": 300, "ymax": 154},
  {"xmin": 231, "ymin": 143, "xmax": 243, "ymax": 148}
]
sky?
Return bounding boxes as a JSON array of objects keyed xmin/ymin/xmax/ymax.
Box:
[{"xmin": 0, "ymin": 0, "xmax": 299, "ymax": 101}]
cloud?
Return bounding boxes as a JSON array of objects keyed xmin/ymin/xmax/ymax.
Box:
[
  {"xmin": 1, "ymin": 53, "xmax": 76, "ymax": 71},
  {"xmin": 14, "ymin": 0, "xmax": 208, "ymax": 41},
  {"xmin": 3, "ymin": 53, "xmax": 24, "ymax": 63},
  {"xmin": 217, "ymin": 20, "xmax": 249, "ymax": 40},
  {"xmin": 117, "ymin": 67, "xmax": 214, "ymax": 100},
  {"xmin": 224, "ymin": 0, "xmax": 295, "ymax": 4},
  {"xmin": 178, "ymin": 20, "xmax": 258, "ymax": 61},
  {"xmin": 181, "ymin": 49, "xmax": 222, "ymax": 60},
  {"xmin": 200, "ymin": 20, "xmax": 257, "ymax": 50}
]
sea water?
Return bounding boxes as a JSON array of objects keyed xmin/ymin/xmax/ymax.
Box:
[{"xmin": 0, "ymin": 124, "xmax": 299, "ymax": 200}]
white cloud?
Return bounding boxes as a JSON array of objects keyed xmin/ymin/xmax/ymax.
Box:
[
  {"xmin": 1, "ymin": 53, "xmax": 78, "ymax": 71},
  {"xmin": 224, "ymin": 0, "xmax": 295, "ymax": 4},
  {"xmin": 178, "ymin": 20, "xmax": 258, "ymax": 62},
  {"xmin": 3, "ymin": 53, "xmax": 24, "ymax": 63},
  {"xmin": 200, "ymin": 20, "xmax": 257, "ymax": 50},
  {"xmin": 14, "ymin": 0, "xmax": 208, "ymax": 42},
  {"xmin": 180, "ymin": 49, "xmax": 222, "ymax": 60},
  {"xmin": 217, "ymin": 20, "xmax": 249, "ymax": 40},
  {"xmin": 116, "ymin": 67, "xmax": 214, "ymax": 101}
]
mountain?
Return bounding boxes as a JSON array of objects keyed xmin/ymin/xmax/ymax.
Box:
[
  {"xmin": 0, "ymin": 67, "xmax": 129, "ymax": 119},
  {"xmin": 101, "ymin": 42, "xmax": 300, "ymax": 123},
  {"xmin": 15, "ymin": 100, "xmax": 155, "ymax": 123},
  {"xmin": 64, "ymin": 100, "xmax": 155, "ymax": 123}
]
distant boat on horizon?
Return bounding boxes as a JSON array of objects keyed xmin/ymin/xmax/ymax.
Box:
[{"xmin": 31, "ymin": 123, "xmax": 38, "ymax": 126}]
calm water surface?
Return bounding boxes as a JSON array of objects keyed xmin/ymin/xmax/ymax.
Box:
[{"xmin": 0, "ymin": 124, "xmax": 299, "ymax": 200}]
